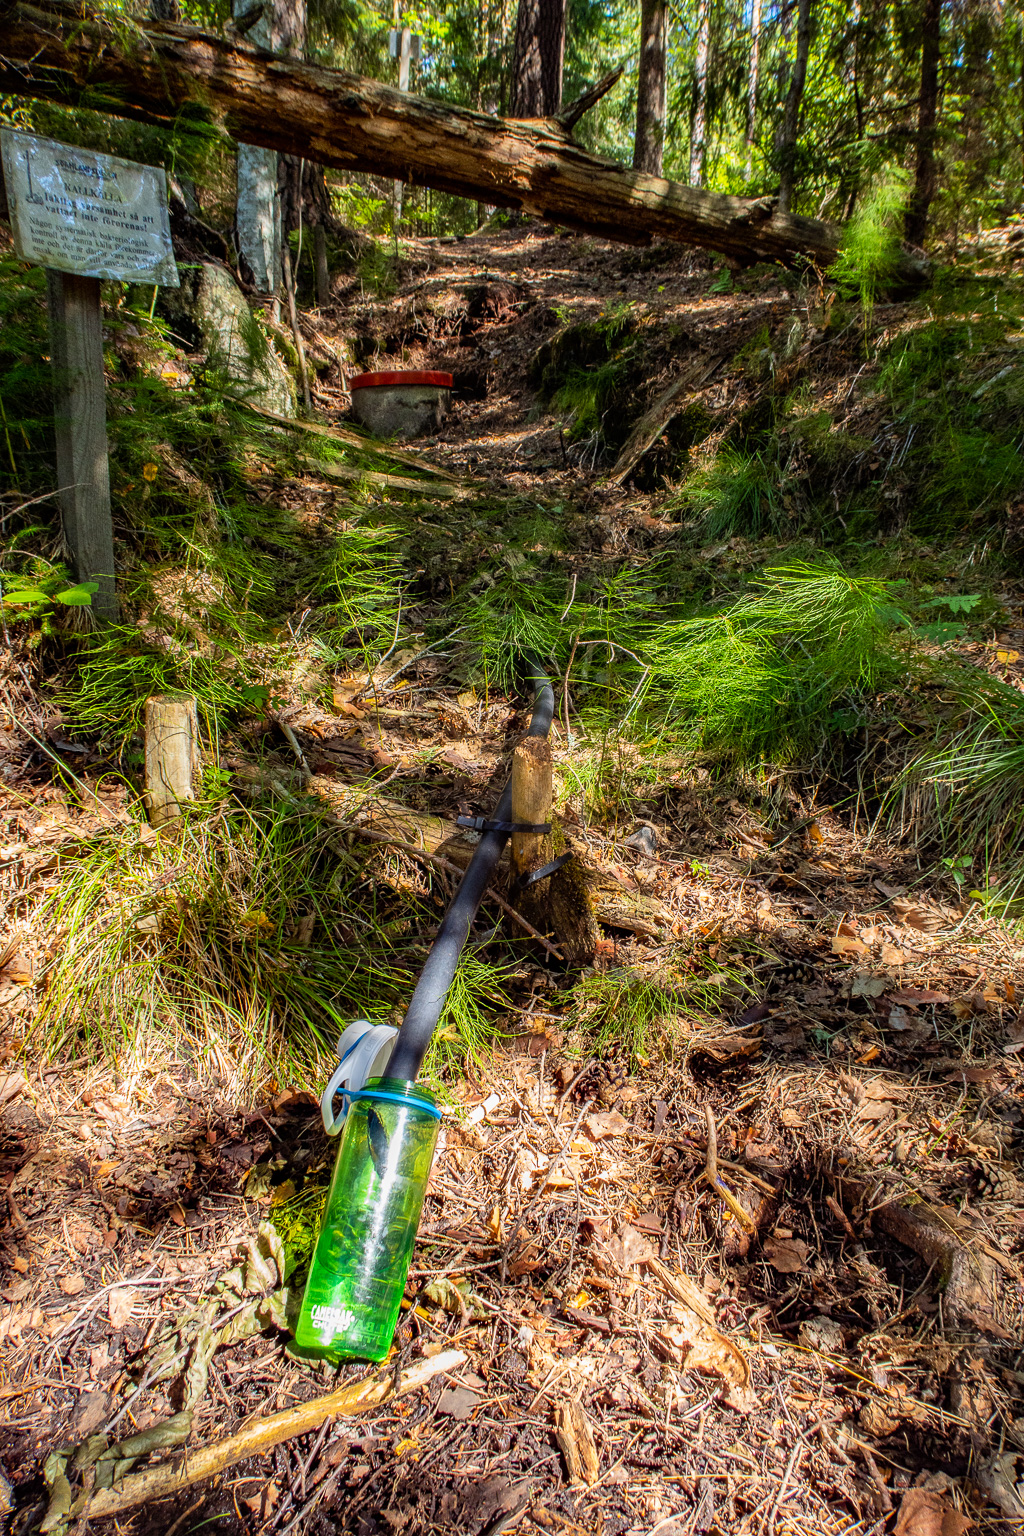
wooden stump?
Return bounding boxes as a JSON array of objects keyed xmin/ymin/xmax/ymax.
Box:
[
  {"xmin": 145, "ymin": 694, "xmax": 201, "ymax": 828},
  {"xmin": 510, "ymin": 736, "xmax": 598, "ymax": 965}
]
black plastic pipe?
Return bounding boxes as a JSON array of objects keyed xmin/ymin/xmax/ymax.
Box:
[{"xmin": 386, "ymin": 657, "xmax": 555, "ymax": 1084}]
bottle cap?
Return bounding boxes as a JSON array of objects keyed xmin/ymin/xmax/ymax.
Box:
[{"xmin": 321, "ymin": 1021, "xmax": 399, "ymax": 1136}]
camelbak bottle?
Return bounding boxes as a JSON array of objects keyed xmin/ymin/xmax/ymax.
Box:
[{"xmin": 294, "ymin": 1077, "xmax": 441, "ymax": 1361}]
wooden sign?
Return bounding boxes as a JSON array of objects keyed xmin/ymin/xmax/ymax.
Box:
[
  {"xmin": 0, "ymin": 131, "xmax": 180, "ymax": 622},
  {"xmin": 0, "ymin": 130, "xmax": 178, "ymax": 285}
]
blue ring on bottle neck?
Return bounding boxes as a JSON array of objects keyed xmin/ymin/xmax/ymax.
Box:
[{"xmin": 337, "ymin": 1086, "xmax": 443, "ymax": 1120}]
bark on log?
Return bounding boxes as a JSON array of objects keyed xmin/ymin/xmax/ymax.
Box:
[{"xmin": 0, "ymin": 0, "xmax": 911, "ymax": 273}]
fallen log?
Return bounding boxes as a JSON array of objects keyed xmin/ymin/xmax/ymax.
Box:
[{"xmin": 0, "ymin": 0, "xmax": 924, "ymax": 276}]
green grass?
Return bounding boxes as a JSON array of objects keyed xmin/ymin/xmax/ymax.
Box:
[
  {"xmin": 672, "ymin": 447, "xmax": 788, "ymax": 539},
  {"xmin": 896, "ymin": 673, "xmax": 1024, "ymax": 912},
  {"xmin": 568, "ymin": 955, "xmax": 751, "ymax": 1065},
  {"xmin": 424, "ymin": 954, "xmax": 516, "ymax": 1079},
  {"xmin": 28, "ymin": 793, "xmax": 416, "ymax": 1081}
]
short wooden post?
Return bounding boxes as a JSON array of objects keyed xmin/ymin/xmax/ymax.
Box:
[
  {"xmin": 510, "ymin": 736, "xmax": 598, "ymax": 964},
  {"xmin": 510, "ymin": 735, "xmax": 553, "ymax": 892},
  {"xmin": 145, "ymin": 694, "xmax": 201, "ymax": 828},
  {"xmin": 46, "ymin": 271, "xmax": 118, "ymax": 622}
]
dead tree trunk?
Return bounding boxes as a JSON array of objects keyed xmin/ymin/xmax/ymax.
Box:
[
  {"xmin": 633, "ymin": 0, "xmax": 667, "ymax": 176},
  {"xmin": 0, "ymin": 0, "xmax": 926, "ymax": 277}
]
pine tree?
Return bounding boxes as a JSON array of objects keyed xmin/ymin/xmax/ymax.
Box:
[
  {"xmin": 689, "ymin": 0, "xmax": 711, "ymax": 185},
  {"xmin": 510, "ymin": 0, "xmax": 566, "ymax": 115},
  {"xmin": 634, "ymin": 0, "xmax": 668, "ymax": 175}
]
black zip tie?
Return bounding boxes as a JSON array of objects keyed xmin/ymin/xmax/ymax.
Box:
[
  {"xmin": 515, "ymin": 852, "xmax": 572, "ymax": 891},
  {"xmin": 456, "ymin": 816, "xmax": 552, "ymax": 835}
]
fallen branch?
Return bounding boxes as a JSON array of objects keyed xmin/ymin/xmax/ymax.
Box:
[
  {"xmin": 79, "ymin": 1350, "xmax": 466, "ymax": 1521},
  {"xmin": 242, "ymin": 403, "xmax": 459, "ymax": 480}
]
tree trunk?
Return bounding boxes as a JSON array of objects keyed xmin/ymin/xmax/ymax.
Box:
[
  {"xmin": 0, "ymin": 0, "xmax": 928, "ymax": 277},
  {"xmin": 510, "ymin": 0, "xmax": 566, "ymax": 116},
  {"xmin": 689, "ymin": 0, "xmax": 711, "ymax": 187},
  {"xmin": 313, "ymin": 224, "xmax": 330, "ymax": 306},
  {"xmin": 777, "ymin": 0, "xmax": 813, "ymax": 214},
  {"xmin": 744, "ymin": 0, "xmax": 761, "ymax": 181},
  {"xmin": 633, "ymin": 0, "xmax": 667, "ymax": 175},
  {"xmin": 904, "ymin": 0, "xmax": 942, "ymax": 247},
  {"xmin": 959, "ymin": 8, "xmax": 994, "ymax": 211},
  {"xmin": 234, "ymin": 0, "xmax": 305, "ymax": 298}
]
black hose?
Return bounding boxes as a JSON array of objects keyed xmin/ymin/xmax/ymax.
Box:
[{"xmin": 386, "ymin": 659, "xmax": 555, "ymax": 1084}]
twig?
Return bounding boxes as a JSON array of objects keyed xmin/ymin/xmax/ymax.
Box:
[
  {"xmin": 704, "ymin": 1104, "xmax": 718, "ymax": 1183},
  {"xmin": 765, "ymin": 1441, "xmax": 803, "ymax": 1536},
  {"xmin": 703, "ymin": 1106, "xmax": 757, "ymax": 1234},
  {"xmin": 276, "ymin": 718, "xmax": 313, "ymax": 784},
  {"xmin": 343, "ymin": 824, "xmax": 563, "ymax": 960},
  {"xmin": 281, "ymin": 245, "xmax": 312, "ymax": 412},
  {"xmin": 79, "ymin": 1350, "xmax": 466, "ymax": 1521}
]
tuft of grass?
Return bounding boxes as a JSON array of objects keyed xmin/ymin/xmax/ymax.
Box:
[
  {"xmin": 673, "ymin": 447, "xmax": 786, "ymax": 539},
  {"xmin": 28, "ymin": 795, "xmax": 415, "ymax": 1080},
  {"xmin": 568, "ymin": 956, "xmax": 750, "ymax": 1065},
  {"xmin": 896, "ymin": 675, "xmax": 1024, "ymax": 912},
  {"xmin": 424, "ymin": 954, "xmax": 515, "ymax": 1079}
]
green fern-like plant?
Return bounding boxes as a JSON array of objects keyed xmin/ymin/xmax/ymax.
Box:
[{"xmin": 831, "ymin": 170, "xmax": 910, "ymax": 323}]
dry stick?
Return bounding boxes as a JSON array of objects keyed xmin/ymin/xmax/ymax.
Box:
[
  {"xmin": 79, "ymin": 1350, "xmax": 466, "ymax": 1521},
  {"xmin": 765, "ymin": 1441, "xmax": 804, "ymax": 1536},
  {"xmin": 276, "ymin": 717, "xmax": 313, "ymax": 784},
  {"xmin": 281, "ymin": 245, "xmax": 312, "ymax": 412},
  {"xmin": 703, "ymin": 1106, "xmax": 757, "ymax": 1235},
  {"xmin": 344, "ymin": 824, "xmax": 563, "ymax": 960}
]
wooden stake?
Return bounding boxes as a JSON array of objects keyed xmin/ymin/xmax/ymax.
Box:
[
  {"xmin": 46, "ymin": 271, "xmax": 118, "ymax": 621},
  {"xmin": 144, "ymin": 694, "xmax": 201, "ymax": 828},
  {"xmin": 510, "ymin": 735, "xmax": 553, "ymax": 891},
  {"xmin": 510, "ymin": 737, "xmax": 598, "ymax": 965}
]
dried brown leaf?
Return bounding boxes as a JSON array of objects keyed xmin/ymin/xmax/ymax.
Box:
[
  {"xmin": 107, "ymin": 1287, "xmax": 136, "ymax": 1330},
  {"xmin": 653, "ymin": 1309, "xmax": 754, "ymax": 1414},
  {"xmin": 762, "ymin": 1237, "xmax": 809, "ymax": 1273},
  {"xmin": 894, "ymin": 1487, "xmax": 972, "ymax": 1536}
]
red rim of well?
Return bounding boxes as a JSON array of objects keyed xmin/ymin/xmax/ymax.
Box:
[{"xmin": 349, "ymin": 370, "xmax": 453, "ymax": 390}]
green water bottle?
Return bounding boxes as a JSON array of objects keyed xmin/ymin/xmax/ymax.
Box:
[{"xmin": 294, "ymin": 1077, "xmax": 441, "ymax": 1362}]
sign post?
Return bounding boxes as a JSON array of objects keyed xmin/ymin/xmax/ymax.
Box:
[
  {"xmin": 388, "ymin": 18, "xmax": 422, "ymax": 225},
  {"xmin": 0, "ymin": 131, "xmax": 179, "ymax": 623}
]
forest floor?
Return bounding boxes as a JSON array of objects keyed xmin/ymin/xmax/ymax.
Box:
[{"xmin": 2, "ymin": 224, "xmax": 1024, "ymax": 1536}]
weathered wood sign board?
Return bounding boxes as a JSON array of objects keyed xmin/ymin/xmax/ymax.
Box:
[
  {"xmin": 1, "ymin": 130, "xmax": 178, "ymax": 283},
  {"xmin": 0, "ymin": 130, "xmax": 179, "ymax": 621}
]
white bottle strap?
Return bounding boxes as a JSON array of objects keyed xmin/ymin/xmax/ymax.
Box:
[{"xmin": 320, "ymin": 1021, "xmax": 399, "ymax": 1136}]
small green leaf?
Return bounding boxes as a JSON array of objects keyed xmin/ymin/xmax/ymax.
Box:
[
  {"xmin": 3, "ymin": 587, "xmax": 49, "ymax": 605},
  {"xmin": 54, "ymin": 583, "xmax": 99, "ymax": 605}
]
